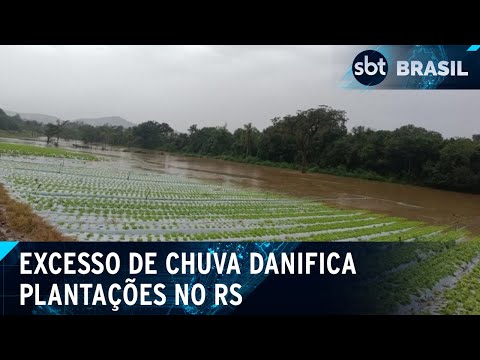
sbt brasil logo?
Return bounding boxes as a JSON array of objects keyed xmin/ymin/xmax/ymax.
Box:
[{"xmin": 352, "ymin": 49, "xmax": 468, "ymax": 86}]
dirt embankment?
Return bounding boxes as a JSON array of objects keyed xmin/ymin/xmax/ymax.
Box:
[{"xmin": 0, "ymin": 184, "xmax": 71, "ymax": 241}]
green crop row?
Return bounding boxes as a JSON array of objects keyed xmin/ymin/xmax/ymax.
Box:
[
  {"xmin": 295, "ymin": 221, "xmax": 419, "ymax": 242},
  {"xmin": 368, "ymin": 238, "xmax": 480, "ymax": 313},
  {"xmin": 361, "ymin": 230, "xmax": 467, "ymax": 279},
  {"xmin": 440, "ymin": 238, "xmax": 480, "ymax": 315},
  {"xmin": 367, "ymin": 225, "xmax": 443, "ymax": 242},
  {"xmin": 0, "ymin": 142, "xmax": 97, "ymax": 160},
  {"xmin": 178, "ymin": 217, "xmax": 400, "ymax": 240},
  {"xmin": 179, "ymin": 219, "xmax": 414, "ymax": 242}
]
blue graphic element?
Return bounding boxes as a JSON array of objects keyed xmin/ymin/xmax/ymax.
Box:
[
  {"xmin": 403, "ymin": 45, "xmax": 448, "ymax": 89},
  {"xmin": 0, "ymin": 241, "xmax": 18, "ymax": 262},
  {"xmin": 31, "ymin": 241, "xmax": 299, "ymax": 315},
  {"xmin": 342, "ymin": 45, "xmax": 480, "ymax": 90},
  {"xmin": 2, "ymin": 241, "xmax": 447, "ymax": 315}
]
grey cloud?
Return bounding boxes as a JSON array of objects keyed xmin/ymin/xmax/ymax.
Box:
[{"xmin": 0, "ymin": 45, "xmax": 478, "ymax": 137}]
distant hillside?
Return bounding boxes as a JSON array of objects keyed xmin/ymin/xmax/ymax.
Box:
[
  {"xmin": 4, "ymin": 110, "xmax": 135, "ymax": 128},
  {"xmin": 74, "ymin": 116, "xmax": 135, "ymax": 128},
  {"xmin": 4, "ymin": 110, "xmax": 59, "ymax": 123}
]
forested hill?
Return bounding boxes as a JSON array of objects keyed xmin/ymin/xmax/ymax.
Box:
[
  {"xmin": 1, "ymin": 106, "xmax": 479, "ymax": 194},
  {"xmin": 0, "ymin": 108, "xmax": 44, "ymax": 134},
  {"xmin": 4, "ymin": 110, "xmax": 134, "ymax": 128},
  {"xmin": 72, "ymin": 116, "xmax": 134, "ymax": 128}
]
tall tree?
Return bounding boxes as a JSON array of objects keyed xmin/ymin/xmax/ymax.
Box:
[
  {"xmin": 188, "ymin": 124, "xmax": 198, "ymax": 135},
  {"xmin": 133, "ymin": 121, "xmax": 174, "ymax": 149},
  {"xmin": 282, "ymin": 106, "xmax": 347, "ymax": 172},
  {"xmin": 54, "ymin": 120, "xmax": 70, "ymax": 144},
  {"xmin": 45, "ymin": 123, "xmax": 57, "ymax": 144},
  {"xmin": 385, "ymin": 125, "xmax": 443, "ymax": 180},
  {"xmin": 243, "ymin": 123, "xmax": 253, "ymax": 157}
]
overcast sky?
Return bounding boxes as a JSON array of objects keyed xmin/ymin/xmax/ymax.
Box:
[{"xmin": 0, "ymin": 45, "xmax": 478, "ymax": 137}]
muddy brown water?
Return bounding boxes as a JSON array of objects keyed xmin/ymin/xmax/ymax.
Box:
[
  {"xmin": 86, "ymin": 147, "xmax": 480, "ymax": 236},
  {"xmin": 3, "ymin": 137, "xmax": 480, "ymax": 236}
]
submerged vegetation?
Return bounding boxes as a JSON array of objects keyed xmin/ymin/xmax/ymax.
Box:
[
  {"xmin": 0, "ymin": 149, "xmax": 463, "ymax": 245},
  {"xmin": 1, "ymin": 107, "xmax": 480, "ymax": 193}
]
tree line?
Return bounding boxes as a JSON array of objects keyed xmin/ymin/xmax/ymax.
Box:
[{"xmin": 1, "ymin": 107, "xmax": 480, "ymax": 193}]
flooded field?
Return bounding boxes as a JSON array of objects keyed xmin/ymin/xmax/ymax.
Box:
[
  {"xmin": 2, "ymin": 137, "xmax": 479, "ymax": 236},
  {"xmin": 91, "ymin": 146, "xmax": 480, "ymax": 236},
  {"xmin": 0, "ymin": 151, "xmax": 430, "ymax": 242},
  {"xmin": 3, "ymin": 138, "xmax": 480, "ymax": 313}
]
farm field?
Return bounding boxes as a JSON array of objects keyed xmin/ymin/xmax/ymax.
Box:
[
  {"xmin": 0, "ymin": 141, "xmax": 96, "ymax": 160},
  {"xmin": 1, "ymin": 141, "xmax": 480, "ymax": 314},
  {"xmin": 0, "ymin": 149, "xmax": 444, "ymax": 243}
]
